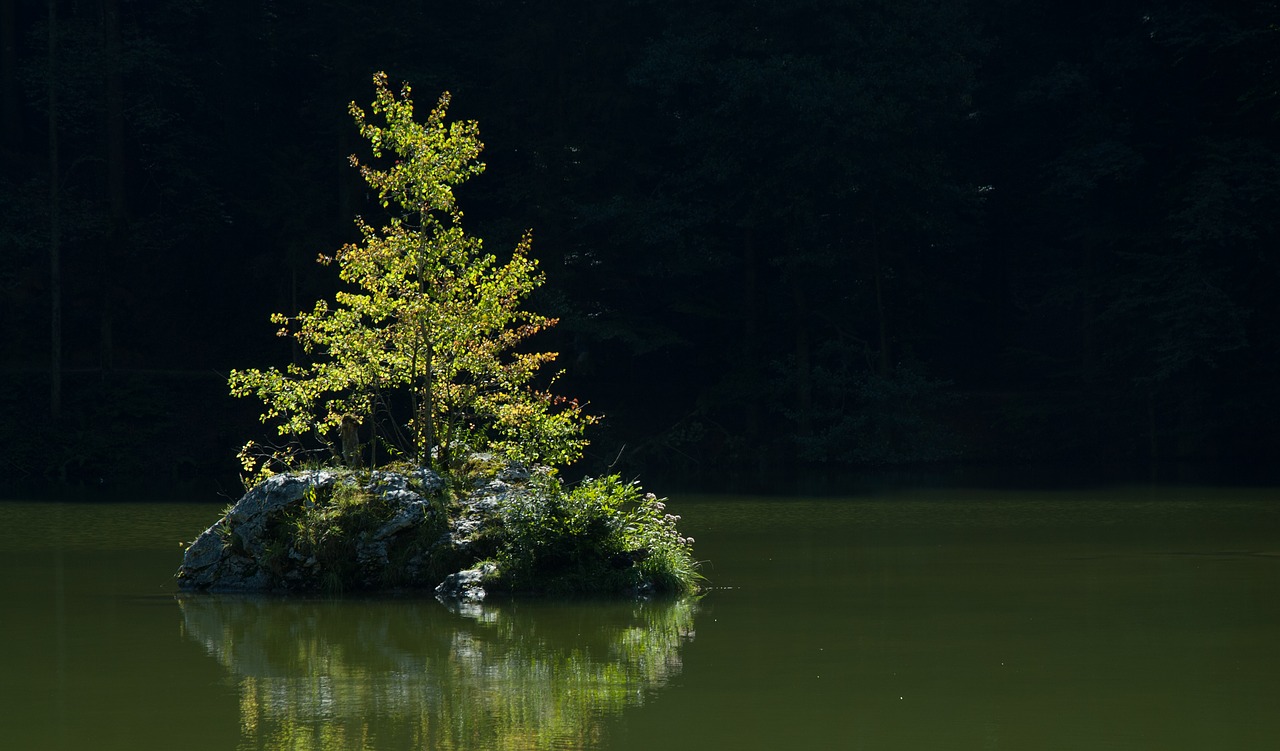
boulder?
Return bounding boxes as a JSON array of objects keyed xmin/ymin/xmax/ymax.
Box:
[
  {"xmin": 176, "ymin": 463, "xmax": 515, "ymax": 597},
  {"xmin": 434, "ymin": 561, "xmax": 500, "ymax": 602}
]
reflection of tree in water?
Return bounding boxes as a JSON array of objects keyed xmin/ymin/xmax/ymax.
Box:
[{"xmin": 177, "ymin": 595, "xmax": 697, "ymax": 750}]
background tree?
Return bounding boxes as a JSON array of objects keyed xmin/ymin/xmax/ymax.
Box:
[
  {"xmin": 3, "ymin": 1, "xmax": 1278, "ymax": 493},
  {"xmin": 612, "ymin": 0, "xmax": 983, "ymax": 470},
  {"xmin": 974, "ymin": 0, "xmax": 1276, "ymax": 466}
]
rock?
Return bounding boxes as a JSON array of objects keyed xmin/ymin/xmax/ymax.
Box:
[
  {"xmin": 227, "ymin": 471, "xmax": 338, "ymax": 558},
  {"xmin": 435, "ymin": 562, "xmax": 500, "ymax": 602},
  {"xmin": 177, "ymin": 466, "xmax": 449, "ymax": 593},
  {"xmin": 373, "ymin": 499, "xmax": 430, "ymax": 540},
  {"xmin": 178, "ymin": 471, "xmax": 341, "ymax": 589},
  {"xmin": 176, "ymin": 459, "xmax": 523, "ymax": 597},
  {"xmin": 497, "ymin": 463, "xmax": 532, "ymax": 483}
]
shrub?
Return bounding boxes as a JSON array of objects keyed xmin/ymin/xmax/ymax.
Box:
[{"xmin": 489, "ymin": 474, "xmax": 700, "ymax": 596}]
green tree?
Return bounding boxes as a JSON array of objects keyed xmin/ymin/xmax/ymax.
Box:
[{"xmin": 230, "ymin": 72, "xmax": 592, "ymax": 477}]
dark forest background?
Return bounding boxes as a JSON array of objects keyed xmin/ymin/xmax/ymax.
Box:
[{"xmin": 3, "ymin": 1, "xmax": 1278, "ymax": 498}]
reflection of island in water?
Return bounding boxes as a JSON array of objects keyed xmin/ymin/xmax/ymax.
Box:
[{"xmin": 177, "ymin": 594, "xmax": 697, "ymax": 750}]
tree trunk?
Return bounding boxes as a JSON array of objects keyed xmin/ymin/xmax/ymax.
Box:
[
  {"xmin": 340, "ymin": 415, "xmax": 362, "ymax": 468},
  {"xmin": 873, "ymin": 244, "xmax": 892, "ymax": 376},
  {"xmin": 1, "ymin": 0, "xmax": 20, "ymax": 145},
  {"xmin": 48, "ymin": 0, "xmax": 62, "ymax": 419},
  {"xmin": 740, "ymin": 225, "xmax": 759, "ymax": 442},
  {"xmin": 1080, "ymin": 241, "xmax": 1097, "ymax": 383},
  {"xmin": 423, "ymin": 338, "xmax": 436, "ymax": 467},
  {"xmin": 411, "ymin": 323, "xmax": 436, "ymax": 468},
  {"xmin": 100, "ymin": 0, "xmax": 125, "ymax": 370},
  {"xmin": 792, "ymin": 277, "xmax": 812, "ymax": 443},
  {"xmin": 1147, "ymin": 389, "xmax": 1160, "ymax": 481}
]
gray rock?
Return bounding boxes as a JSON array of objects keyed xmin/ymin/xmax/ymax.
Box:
[
  {"xmin": 497, "ymin": 463, "xmax": 532, "ymax": 483},
  {"xmin": 374, "ymin": 499, "xmax": 429, "ymax": 540},
  {"xmin": 176, "ymin": 458, "xmax": 530, "ymax": 595},
  {"xmin": 435, "ymin": 562, "xmax": 500, "ymax": 602},
  {"xmin": 177, "ymin": 467, "xmax": 446, "ymax": 593},
  {"xmin": 180, "ymin": 526, "xmax": 227, "ymax": 574}
]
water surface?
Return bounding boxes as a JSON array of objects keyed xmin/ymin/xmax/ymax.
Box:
[{"xmin": 1, "ymin": 486, "xmax": 1277, "ymax": 750}]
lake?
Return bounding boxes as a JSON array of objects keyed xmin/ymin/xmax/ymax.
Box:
[{"xmin": 2, "ymin": 484, "xmax": 1278, "ymax": 750}]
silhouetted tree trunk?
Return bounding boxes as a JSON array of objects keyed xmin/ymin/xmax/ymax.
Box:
[
  {"xmin": 873, "ymin": 244, "xmax": 892, "ymax": 377},
  {"xmin": 792, "ymin": 277, "xmax": 812, "ymax": 442},
  {"xmin": 1, "ymin": 0, "xmax": 19, "ymax": 145},
  {"xmin": 48, "ymin": 0, "xmax": 61, "ymax": 419},
  {"xmin": 740, "ymin": 226, "xmax": 760, "ymax": 443},
  {"xmin": 1080, "ymin": 240, "xmax": 1096, "ymax": 383},
  {"xmin": 101, "ymin": 0, "xmax": 124, "ymax": 370}
]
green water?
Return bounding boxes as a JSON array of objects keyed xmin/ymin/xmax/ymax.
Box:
[{"xmin": 2, "ymin": 486, "xmax": 1278, "ymax": 750}]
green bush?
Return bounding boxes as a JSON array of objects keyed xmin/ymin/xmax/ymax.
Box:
[{"xmin": 489, "ymin": 474, "xmax": 700, "ymax": 596}]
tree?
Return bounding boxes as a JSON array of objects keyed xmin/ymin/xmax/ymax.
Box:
[
  {"xmin": 973, "ymin": 1, "xmax": 1274, "ymax": 464},
  {"xmin": 46, "ymin": 0, "xmax": 61, "ymax": 419},
  {"xmin": 617, "ymin": 0, "xmax": 982, "ymax": 468},
  {"xmin": 230, "ymin": 72, "xmax": 593, "ymax": 478}
]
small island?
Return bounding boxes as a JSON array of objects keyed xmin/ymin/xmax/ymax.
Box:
[
  {"xmin": 177, "ymin": 73, "xmax": 699, "ymax": 599},
  {"xmin": 177, "ymin": 456, "xmax": 697, "ymax": 599}
]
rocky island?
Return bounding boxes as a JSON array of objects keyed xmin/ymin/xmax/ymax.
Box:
[{"xmin": 177, "ymin": 456, "xmax": 698, "ymax": 600}]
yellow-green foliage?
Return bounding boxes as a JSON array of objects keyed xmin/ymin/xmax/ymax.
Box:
[{"xmin": 229, "ymin": 72, "xmax": 594, "ymax": 477}]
